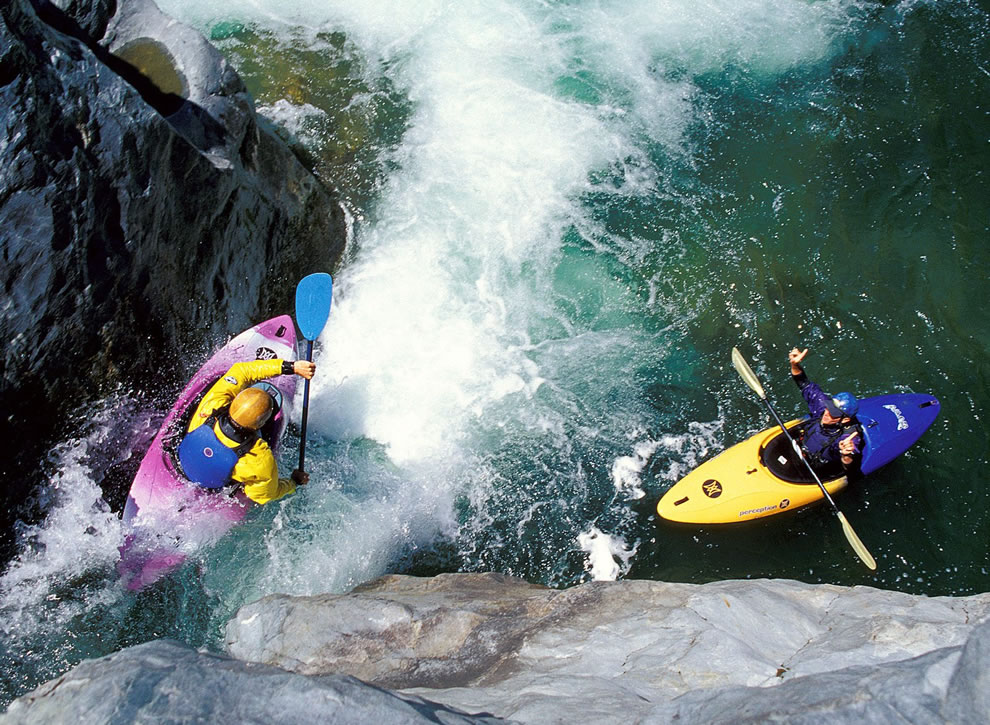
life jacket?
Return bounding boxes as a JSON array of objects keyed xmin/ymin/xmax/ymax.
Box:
[
  {"xmin": 800, "ymin": 419, "xmax": 861, "ymax": 470},
  {"xmin": 177, "ymin": 407, "xmax": 259, "ymax": 489}
]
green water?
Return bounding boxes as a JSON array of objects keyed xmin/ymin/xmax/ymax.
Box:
[
  {"xmin": 2, "ymin": 0, "xmax": 988, "ymax": 709},
  {"xmin": 206, "ymin": 1, "xmax": 988, "ymax": 594}
]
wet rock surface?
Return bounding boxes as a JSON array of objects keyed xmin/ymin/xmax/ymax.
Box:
[
  {"xmin": 4, "ymin": 574, "xmax": 989, "ymax": 723},
  {"xmin": 0, "ymin": 0, "xmax": 346, "ymax": 551},
  {"xmin": 224, "ymin": 573, "xmax": 990, "ymax": 724},
  {"xmin": 0, "ymin": 639, "xmax": 507, "ymax": 725}
]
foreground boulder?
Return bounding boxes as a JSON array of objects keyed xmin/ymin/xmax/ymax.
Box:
[
  {"xmin": 0, "ymin": 639, "xmax": 505, "ymax": 725},
  {"xmin": 4, "ymin": 575, "xmax": 989, "ymax": 723},
  {"xmin": 0, "ymin": 0, "xmax": 345, "ymax": 547},
  {"xmin": 224, "ymin": 573, "xmax": 990, "ymax": 723}
]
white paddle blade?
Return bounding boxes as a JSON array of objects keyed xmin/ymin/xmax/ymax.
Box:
[
  {"xmin": 731, "ymin": 347, "xmax": 766, "ymax": 399},
  {"xmin": 838, "ymin": 512, "xmax": 877, "ymax": 571}
]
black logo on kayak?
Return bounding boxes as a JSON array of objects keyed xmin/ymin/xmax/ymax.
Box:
[
  {"xmin": 779, "ymin": 499, "xmax": 790, "ymax": 510},
  {"xmin": 702, "ymin": 479, "xmax": 722, "ymax": 498},
  {"xmin": 256, "ymin": 346, "xmax": 277, "ymax": 360}
]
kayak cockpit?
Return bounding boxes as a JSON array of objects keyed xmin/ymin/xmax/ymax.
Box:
[
  {"xmin": 160, "ymin": 374, "xmax": 284, "ymax": 488},
  {"xmin": 759, "ymin": 420, "xmax": 846, "ymax": 484}
]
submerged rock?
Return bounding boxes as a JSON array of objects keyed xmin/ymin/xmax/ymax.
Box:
[
  {"xmin": 0, "ymin": 0, "xmax": 346, "ymax": 547},
  {"xmin": 224, "ymin": 573, "xmax": 990, "ymax": 723},
  {"xmin": 0, "ymin": 639, "xmax": 506, "ymax": 725}
]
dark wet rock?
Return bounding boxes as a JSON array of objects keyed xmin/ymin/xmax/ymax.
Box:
[
  {"xmin": 48, "ymin": 0, "xmax": 114, "ymax": 40},
  {"xmin": 0, "ymin": 0, "xmax": 346, "ymax": 553},
  {"xmin": 0, "ymin": 639, "xmax": 508, "ymax": 725}
]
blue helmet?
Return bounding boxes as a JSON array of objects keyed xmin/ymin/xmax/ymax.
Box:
[{"xmin": 826, "ymin": 392, "xmax": 859, "ymax": 418}]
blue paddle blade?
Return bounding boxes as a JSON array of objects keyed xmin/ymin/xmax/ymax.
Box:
[{"xmin": 295, "ymin": 273, "xmax": 333, "ymax": 341}]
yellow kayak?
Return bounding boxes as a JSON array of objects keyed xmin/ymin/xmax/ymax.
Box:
[
  {"xmin": 656, "ymin": 418, "xmax": 847, "ymax": 524},
  {"xmin": 657, "ymin": 392, "xmax": 940, "ymax": 525}
]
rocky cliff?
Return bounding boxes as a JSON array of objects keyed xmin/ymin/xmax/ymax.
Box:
[
  {"xmin": 0, "ymin": 639, "xmax": 505, "ymax": 725},
  {"xmin": 0, "ymin": 0, "xmax": 346, "ymax": 555},
  {"xmin": 3, "ymin": 574, "xmax": 988, "ymax": 724}
]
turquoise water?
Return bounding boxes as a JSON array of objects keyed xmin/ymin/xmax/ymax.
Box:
[{"xmin": 2, "ymin": 0, "xmax": 988, "ymax": 709}]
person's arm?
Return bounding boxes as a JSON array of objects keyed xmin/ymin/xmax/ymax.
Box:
[
  {"xmin": 217, "ymin": 358, "xmax": 313, "ymax": 394},
  {"xmin": 282, "ymin": 360, "xmax": 316, "ymax": 379},
  {"xmin": 189, "ymin": 359, "xmax": 313, "ymax": 432},
  {"xmin": 235, "ymin": 440, "xmax": 297, "ymax": 504},
  {"xmin": 188, "ymin": 359, "xmax": 284, "ymax": 431},
  {"xmin": 230, "ymin": 360, "xmax": 316, "ymax": 502},
  {"xmin": 789, "ymin": 347, "xmax": 809, "ymax": 387},
  {"xmin": 226, "ymin": 358, "xmax": 291, "ymax": 387},
  {"xmin": 788, "ymin": 348, "xmax": 833, "ymax": 418}
]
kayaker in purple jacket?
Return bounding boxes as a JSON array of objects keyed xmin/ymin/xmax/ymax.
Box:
[{"xmin": 788, "ymin": 348, "xmax": 862, "ymax": 473}]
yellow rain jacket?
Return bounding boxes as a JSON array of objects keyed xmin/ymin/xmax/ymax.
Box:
[{"xmin": 187, "ymin": 359, "xmax": 296, "ymax": 505}]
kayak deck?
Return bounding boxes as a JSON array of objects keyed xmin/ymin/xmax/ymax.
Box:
[
  {"xmin": 656, "ymin": 393, "xmax": 939, "ymax": 525},
  {"xmin": 118, "ymin": 315, "xmax": 298, "ymax": 590},
  {"xmin": 657, "ymin": 419, "xmax": 847, "ymax": 525}
]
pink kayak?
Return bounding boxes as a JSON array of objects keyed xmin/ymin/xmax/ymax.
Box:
[{"xmin": 118, "ymin": 315, "xmax": 298, "ymax": 590}]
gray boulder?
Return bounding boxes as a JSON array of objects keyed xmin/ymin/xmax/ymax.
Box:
[
  {"xmin": 0, "ymin": 0, "xmax": 346, "ymax": 541},
  {"xmin": 4, "ymin": 575, "xmax": 989, "ymax": 723},
  {"xmin": 225, "ymin": 573, "xmax": 990, "ymax": 723},
  {"xmin": 0, "ymin": 639, "xmax": 508, "ymax": 725}
]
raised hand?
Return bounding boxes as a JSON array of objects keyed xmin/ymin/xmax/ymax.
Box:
[{"xmin": 839, "ymin": 431, "xmax": 859, "ymax": 456}]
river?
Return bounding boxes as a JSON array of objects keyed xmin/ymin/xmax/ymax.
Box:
[{"xmin": 1, "ymin": 0, "xmax": 987, "ymax": 708}]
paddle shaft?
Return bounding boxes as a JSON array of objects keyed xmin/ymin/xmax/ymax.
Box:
[
  {"xmin": 298, "ymin": 339, "xmax": 314, "ymax": 471},
  {"xmin": 294, "ymin": 272, "xmax": 333, "ymax": 475},
  {"xmin": 756, "ymin": 395, "xmax": 842, "ymax": 513},
  {"xmin": 731, "ymin": 347, "xmax": 875, "ymax": 570},
  {"xmin": 731, "ymin": 347, "xmax": 842, "ymax": 510}
]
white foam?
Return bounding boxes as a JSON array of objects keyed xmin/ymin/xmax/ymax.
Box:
[
  {"xmin": 148, "ymin": 0, "xmax": 866, "ymax": 464},
  {"xmin": 148, "ymin": 0, "xmax": 864, "ymax": 598},
  {"xmin": 612, "ymin": 436, "xmax": 664, "ymax": 501},
  {"xmin": 655, "ymin": 420, "xmax": 726, "ymax": 484},
  {"xmin": 578, "ymin": 527, "xmax": 637, "ymax": 582},
  {"xmin": 255, "ymin": 99, "xmax": 328, "ymax": 147},
  {"xmin": 0, "ymin": 417, "xmax": 128, "ymax": 662}
]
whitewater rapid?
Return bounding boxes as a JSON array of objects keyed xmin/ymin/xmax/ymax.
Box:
[
  {"xmin": 2, "ymin": 0, "xmax": 880, "ymax": 704},
  {"xmin": 166, "ymin": 0, "xmax": 863, "ymax": 592}
]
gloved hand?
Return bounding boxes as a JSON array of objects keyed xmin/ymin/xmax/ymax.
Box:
[{"xmin": 291, "ymin": 469, "xmax": 310, "ymax": 485}]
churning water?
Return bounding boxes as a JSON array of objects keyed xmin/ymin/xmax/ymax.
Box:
[{"xmin": 3, "ymin": 0, "xmax": 988, "ymax": 707}]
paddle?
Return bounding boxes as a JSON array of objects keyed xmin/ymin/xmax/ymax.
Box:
[
  {"xmin": 731, "ymin": 347, "xmax": 877, "ymax": 571},
  {"xmin": 294, "ymin": 273, "xmax": 334, "ymax": 471}
]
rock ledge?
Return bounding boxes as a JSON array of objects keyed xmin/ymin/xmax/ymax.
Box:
[
  {"xmin": 221, "ymin": 573, "xmax": 990, "ymax": 723},
  {"xmin": 5, "ymin": 574, "xmax": 989, "ymax": 723}
]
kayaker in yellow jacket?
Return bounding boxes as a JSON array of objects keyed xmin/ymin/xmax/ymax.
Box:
[{"xmin": 180, "ymin": 358, "xmax": 315, "ymax": 504}]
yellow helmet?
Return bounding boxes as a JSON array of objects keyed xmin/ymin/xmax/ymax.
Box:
[{"xmin": 229, "ymin": 388, "xmax": 274, "ymax": 430}]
